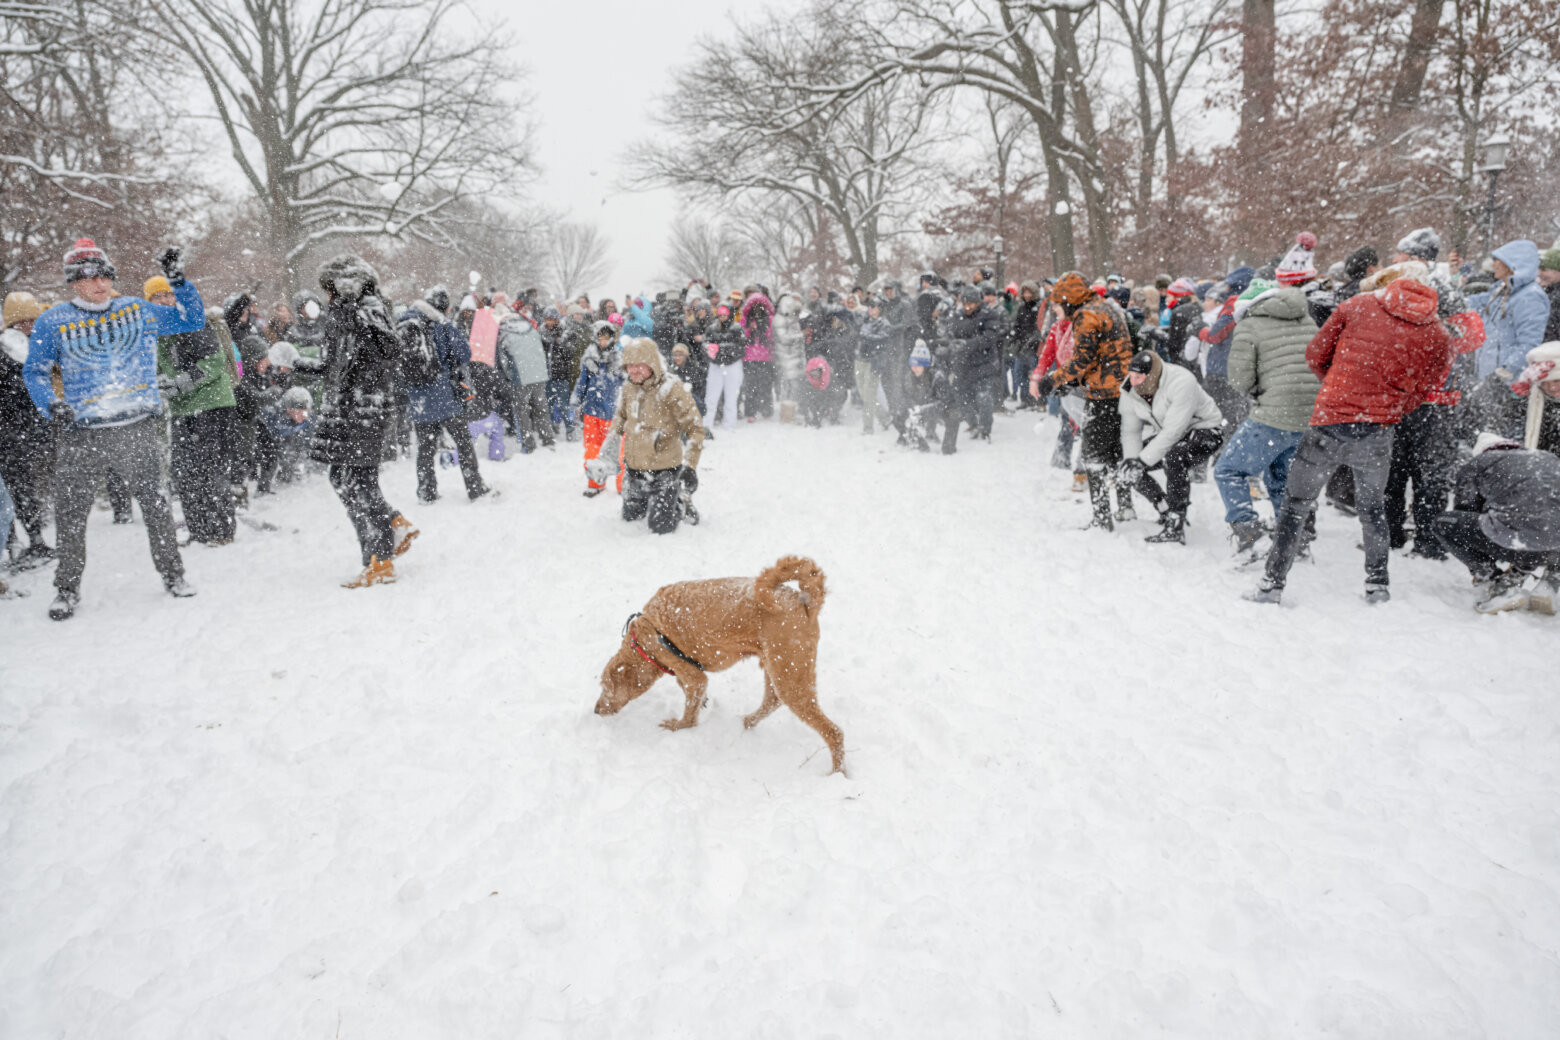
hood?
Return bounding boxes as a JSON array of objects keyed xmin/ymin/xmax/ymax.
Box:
[
  {"xmin": 740, "ymin": 293, "xmax": 773, "ymax": 323},
  {"xmin": 291, "ymin": 289, "xmax": 324, "ymax": 316},
  {"xmin": 1492, "ymin": 239, "xmax": 1540, "ymax": 290},
  {"xmin": 1019, "ymin": 280, "xmax": 1041, "ymax": 301},
  {"xmin": 777, "ymin": 294, "xmax": 802, "ymax": 316},
  {"xmin": 1472, "ymin": 431, "xmax": 1523, "ymax": 456},
  {"xmin": 1378, "ymin": 279, "xmax": 1439, "ymax": 325},
  {"xmin": 621, "ymin": 336, "xmax": 665, "ymax": 380},
  {"xmin": 1247, "ymin": 287, "xmax": 1309, "ymax": 321},
  {"xmin": 1050, "ymin": 273, "xmax": 1094, "ymax": 310},
  {"xmin": 406, "ymin": 299, "xmax": 444, "ymax": 323}
]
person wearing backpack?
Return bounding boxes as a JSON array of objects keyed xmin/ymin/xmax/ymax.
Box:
[{"xmin": 400, "ymin": 297, "xmax": 491, "ymax": 504}]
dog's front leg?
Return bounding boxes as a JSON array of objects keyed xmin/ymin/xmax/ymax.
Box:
[{"xmin": 660, "ymin": 674, "xmax": 708, "ymax": 731}]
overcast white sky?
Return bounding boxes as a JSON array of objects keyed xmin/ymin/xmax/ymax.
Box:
[{"xmin": 474, "ymin": 0, "xmax": 806, "ymax": 299}]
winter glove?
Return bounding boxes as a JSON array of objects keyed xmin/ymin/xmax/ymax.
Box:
[
  {"xmin": 1033, "ymin": 374, "xmax": 1055, "ymax": 399},
  {"xmin": 156, "ymin": 246, "xmax": 186, "ymax": 286},
  {"xmin": 1118, "ymin": 458, "xmax": 1147, "ymax": 485},
  {"xmin": 157, "ymin": 372, "xmax": 195, "ymax": 398},
  {"xmin": 679, "ymin": 467, "xmax": 698, "ymax": 494},
  {"xmin": 51, "ymin": 400, "xmax": 75, "ymax": 425},
  {"xmin": 585, "ymin": 457, "xmax": 613, "ymax": 483}
]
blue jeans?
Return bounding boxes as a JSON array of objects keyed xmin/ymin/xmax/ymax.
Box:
[
  {"xmin": 1213, "ymin": 420, "xmax": 1303, "ymax": 523},
  {"xmin": 545, "ymin": 379, "xmax": 578, "ymax": 435},
  {"xmin": 0, "ymin": 472, "xmax": 14, "ymax": 554}
]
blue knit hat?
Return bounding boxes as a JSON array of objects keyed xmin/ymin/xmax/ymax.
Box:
[
  {"xmin": 909, "ymin": 340, "xmax": 932, "ymax": 368},
  {"xmin": 1224, "ymin": 266, "xmax": 1256, "ymax": 295}
]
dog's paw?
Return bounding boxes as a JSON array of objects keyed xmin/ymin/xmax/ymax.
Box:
[{"xmin": 660, "ymin": 718, "xmax": 694, "ymax": 731}]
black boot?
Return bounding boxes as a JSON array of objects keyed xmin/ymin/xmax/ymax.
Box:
[
  {"xmin": 1085, "ymin": 470, "xmax": 1114, "ymax": 531},
  {"xmin": 1145, "ymin": 511, "xmax": 1186, "ymax": 544}
]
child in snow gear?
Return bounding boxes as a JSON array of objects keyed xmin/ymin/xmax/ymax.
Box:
[
  {"xmin": 401, "ymin": 297, "xmax": 490, "ymax": 503},
  {"xmin": 25, "ymin": 240, "xmax": 203, "ymax": 620},
  {"xmin": 573, "ymin": 321, "xmax": 625, "ymax": 496}
]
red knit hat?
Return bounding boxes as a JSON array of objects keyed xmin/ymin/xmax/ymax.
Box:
[
  {"xmin": 63, "ymin": 237, "xmax": 116, "ymax": 283},
  {"xmin": 1276, "ymin": 232, "xmax": 1317, "ymax": 286}
]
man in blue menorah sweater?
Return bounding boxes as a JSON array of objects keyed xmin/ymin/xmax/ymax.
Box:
[{"xmin": 24, "ymin": 238, "xmax": 206, "ymax": 620}]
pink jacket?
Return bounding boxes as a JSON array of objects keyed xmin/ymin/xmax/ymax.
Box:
[{"xmin": 468, "ymin": 307, "xmax": 499, "ymax": 367}]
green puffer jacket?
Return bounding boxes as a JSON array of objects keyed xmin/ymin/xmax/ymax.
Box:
[
  {"xmin": 1227, "ymin": 288, "xmax": 1321, "ymax": 433},
  {"xmin": 156, "ymin": 320, "xmax": 238, "ymax": 418}
]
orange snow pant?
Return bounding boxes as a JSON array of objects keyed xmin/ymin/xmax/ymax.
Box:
[{"xmin": 582, "ymin": 414, "xmax": 624, "ymax": 492}]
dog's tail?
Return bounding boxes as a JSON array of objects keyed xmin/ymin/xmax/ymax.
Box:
[{"xmin": 754, "ymin": 555, "xmax": 827, "ymax": 617}]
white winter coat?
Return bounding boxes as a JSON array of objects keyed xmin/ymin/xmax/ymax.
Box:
[{"xmin": 1118, "ymin": 362, "xmax": 1223, "ymax": 466}]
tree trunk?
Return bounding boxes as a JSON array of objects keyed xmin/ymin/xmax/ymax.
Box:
[{"xmin": 1237, "ymin": 0, "xmax": 1275, "ymax": 261}]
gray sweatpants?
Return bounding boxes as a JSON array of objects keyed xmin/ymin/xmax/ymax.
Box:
[
  {"xmin": 54, "ymin": 418, "xmax": 184, "ymax": 594},
  {"xmin": 1264, "ymin": 422, "xmax": 1395, "ymax": 589}
]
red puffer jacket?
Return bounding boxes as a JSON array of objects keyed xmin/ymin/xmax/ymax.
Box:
[{"xmin": 1306, "ymin": 280, "xmax": 1452, "ymax": 426}]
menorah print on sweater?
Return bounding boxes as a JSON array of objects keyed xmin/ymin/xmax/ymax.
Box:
[{"xmin": 24, "ymin": 280, "xmax": 206, "ymax": 426}]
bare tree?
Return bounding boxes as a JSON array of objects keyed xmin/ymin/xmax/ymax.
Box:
[
  {"xmin": 545, "ymin": 221, "xmax": 611, "ymax": 301},
  {"xmin": 661, "ymin": 215, "xmax": 761, "ymax": 290},
  {"xmin": 151, "ymin": 0, "xmax": 536, "ymax": 288},
  {"xmin": 630, "ymin": 0, "xmax": 942, "ymax": 286},
  {"xmin": 1, "ymin": 1, "xmax": 191, "ymax": 291}
]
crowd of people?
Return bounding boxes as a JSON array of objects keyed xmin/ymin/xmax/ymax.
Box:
[{"xmin": 2, "ymin": 226, "xmax": 1558, "ymax": 620}]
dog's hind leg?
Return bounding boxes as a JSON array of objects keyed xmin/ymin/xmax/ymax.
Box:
[
  {"xmin": 790, "ymin": 697, "xmax": 846, "ymax": 775},
  {"xmin": 660, "ymin": 673, "xmax": 709, "ymax": 731},
  {"xmin": 744, "ymin": 672, "xmax": 783, "ymax": 730}
]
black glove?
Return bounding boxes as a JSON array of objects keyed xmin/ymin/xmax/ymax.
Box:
[
  {"xmin": 1119, "ymin": 458, "xmax": 1147, "ymax": 485},
  {"xmin": 158, "ymin": 372, "xmax": 195, "ymax": 397},
  {"xmin": 52, "ymin": 401, "xmax": 75, "ymax": 425},
  {"xmin": 1034, "ymin": 374, "xmax": 1055, "ymax": 398},
  {"xmin": 157, "ymin": 246, "xmax": 186, "ymax": 286},
  {"xmin": 680, "ymin": 467, "xmax": 698, "ymax": 494}
]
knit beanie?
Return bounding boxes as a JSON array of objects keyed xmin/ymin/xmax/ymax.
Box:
[
  {"xmin": 1341, "ymin": 246, "xmax": 1376, "ymax": 282},
  {"xmin": 1223, "ymin": 266, "xmax": 1256, "ymax": 295},
  {"xmin": 238, "ymin": 335, "xmax": 269, "ymax": 365},
  {"xmin": 805, "ymin": 355, "xmax": 831, "ymax": 389},
  {"xmin": 281, "ymin": 387, "xmax": 313, "ymax": 411},
  {"xmin": 1239, "ymin": 278, "xmax": 1278, "ymax": 301},
  {"xmin": 908, "ymin": 340, "xmax": 932, "ymax": 368},
  {"xmin": 143, "ymin": 275, "xmax": 173, "ymax": 298},
  {"xmin": 63, "ymin": 237, "xmax": 115, "ymax": 283},
  {"xmin": 1541, "ymin": 248, "xmax": 1560, "ymax": 273},
  {"xmin": 1164, "ymin": 277, "xmax": 1198, "ymax": 300},
  {"xmin": 1396, "ymin": 227, "xmax": 1440, "ymax": 263},
  {"xmin": 1472, "ymin": 431, "xmax": 1521, "ymax": 456},
  {"xmin": 267, "ymin": 341, "xmax": 301, "ymax": 369},
  {"xmin": 1275, "ymin": 233, "xmax": 1318, "ymax": 285}
]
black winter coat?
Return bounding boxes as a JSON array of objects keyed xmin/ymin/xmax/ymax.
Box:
[
  {"xmin": 707, "ymin": 318, "xmax": 745, "ymax": 366},
  {"xmin": 303, "ymin": 294, "xmax": 402, "ymax": 466},
  {"xmin": 945, "ymin": 303, "xmax": 1004, "ymax": 378},
  {"xmin": 0, "ymin": 342, "xmax": 51, "ymax": 459},
  {"xmin": 1454, "ymin": 447, "xmax": 1560, "ymax": 551}
]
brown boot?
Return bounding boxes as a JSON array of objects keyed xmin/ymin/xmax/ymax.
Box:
[
  {"xmin": 391, "ymin": 513, "xmax": 419, "ymax": 557},
  {"xmin": 343, "ymin": 555, "xmax": 396, "ymax": 588}
]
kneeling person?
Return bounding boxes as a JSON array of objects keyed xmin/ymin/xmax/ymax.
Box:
[
  {"xmin": 597, "ymin": 337, "xmax": 704, "ymax": 534},
  {"xmin": 1117, "ymin": 350, "xmax": 1226, "ymax": 543}
]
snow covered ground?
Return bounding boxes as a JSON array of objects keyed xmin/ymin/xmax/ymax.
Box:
[{"xmin": 2, "ymin": 408, "xmax": 1557, "ymax": 1038}]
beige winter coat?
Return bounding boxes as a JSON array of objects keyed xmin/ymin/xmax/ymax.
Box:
[{"xmin": 606, "ymin": 337, "xmax": 706, "ymax": 472}]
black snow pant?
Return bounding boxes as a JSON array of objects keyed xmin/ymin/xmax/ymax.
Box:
[
  {"xmin": 1080, "ymin": 397, "xmax": 1128, "ymax": 524},
  {"xmin": 414, "ymin": 419, "xmax": 484, "ymax": 501},
  {"xmin": 1264, "ymin": 423, "xmax": 1394, "ymax": 590},
  {"xmin": 0, "ymin": 435, "xmax": 51, "ymax": 549},
  {"xmin": 1131, "ymin": 427, "xmax": 1225, "ymax": 516},
  {"xmin": 1385, "ymin": 403, "xmax": 1456, "ymax": 551},
  {"xmin": 329, "ymin": 464, "xmax": 396, "ymax": 564},
  {"xmin": 740, "ymin": 360, "xmax": 774, "ymax": 419},
  {"xmin": 512, "ymin": 382, "xmax": 554, "ymax": 451},
  {"xmin": 106, "ymin": 466, "xmax": 134, "ymax": 521},
  {"xmin": 54, "ymin": 419, "xmax": 184, "ymax": 594},
  {"xmin": 1432, "ymin": 511, "xmax": 1558, "ymax": 580},
  {"xmin": 622, "ymin": 467, "xmax": 683, "ymax": 535},
  {"xmin": 956, "ymin": 369, "xmax": 995, "ymax": 438},
  {"xmin": 171, "ymin": 408, "xmax": 236, "ymax": 543}
]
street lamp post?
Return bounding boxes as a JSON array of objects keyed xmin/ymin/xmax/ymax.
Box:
[
  {"xmin": 1479, "ymin": 135, "xmax": 1510, "ymax": 258},
  {"xmin": 993, "ymin": 234, "xmax": 1005, "ymax": 286}
]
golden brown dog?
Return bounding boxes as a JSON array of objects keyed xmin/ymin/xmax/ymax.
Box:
[{"xmin": 594, "ymin": 555, "xmax": 845, "ymax": 774}]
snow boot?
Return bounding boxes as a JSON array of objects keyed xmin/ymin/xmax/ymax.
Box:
[
  {"xmin": 164, "ymin": 577, "xmax": 197, "ymax": 598},
  {"xmin": 1085, "ymin": 470, "xmax": 1114, "ymax": 532},
  {"xmin": 343, "ymin": 555, "xmax": 396, "ymax": 588},
  {"xmin": 13, "ymin": 542, "xmax": 55, "ymax": 571},
  {"xmin": 1071, "ymin": 472, "xmax": 1087, "ymax": 493},
  {"xmin": 1244, "ymin": 579, "xmax": 1283, "ymax": 605},
  {"xmin": 1476, "ymin": 571, "xmax": 1530, "ymax": 614},
  {"xmin": 1114, "ymin": 501, "xmax": 1138, "ymax": 523},
  {"xmin": 1145, "ymin": 512, "xmax": 1186, "ymax": 544},
  {"xmin": 1364, "ymin": 582, "xmax": 1391, "ymax": 605},
  {"xmin": 583, "ymin": 486, "xmax": 603, "ymax": 498},
  {"xmin": 392, "ymin": 514, "xmax": 420, "ymax": 557},
  {"xmin": 1230, "ymin": 520, "xmax": 1266, "ymax": 554},
  {"xmin": 49, "ymin": 589, "xmax": 79, "ymax": 620}
]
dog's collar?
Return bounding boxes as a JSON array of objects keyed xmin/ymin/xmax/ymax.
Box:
[{"xmin": 623, "ymin": 612, "xmax": 706, "ymax": 674}]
